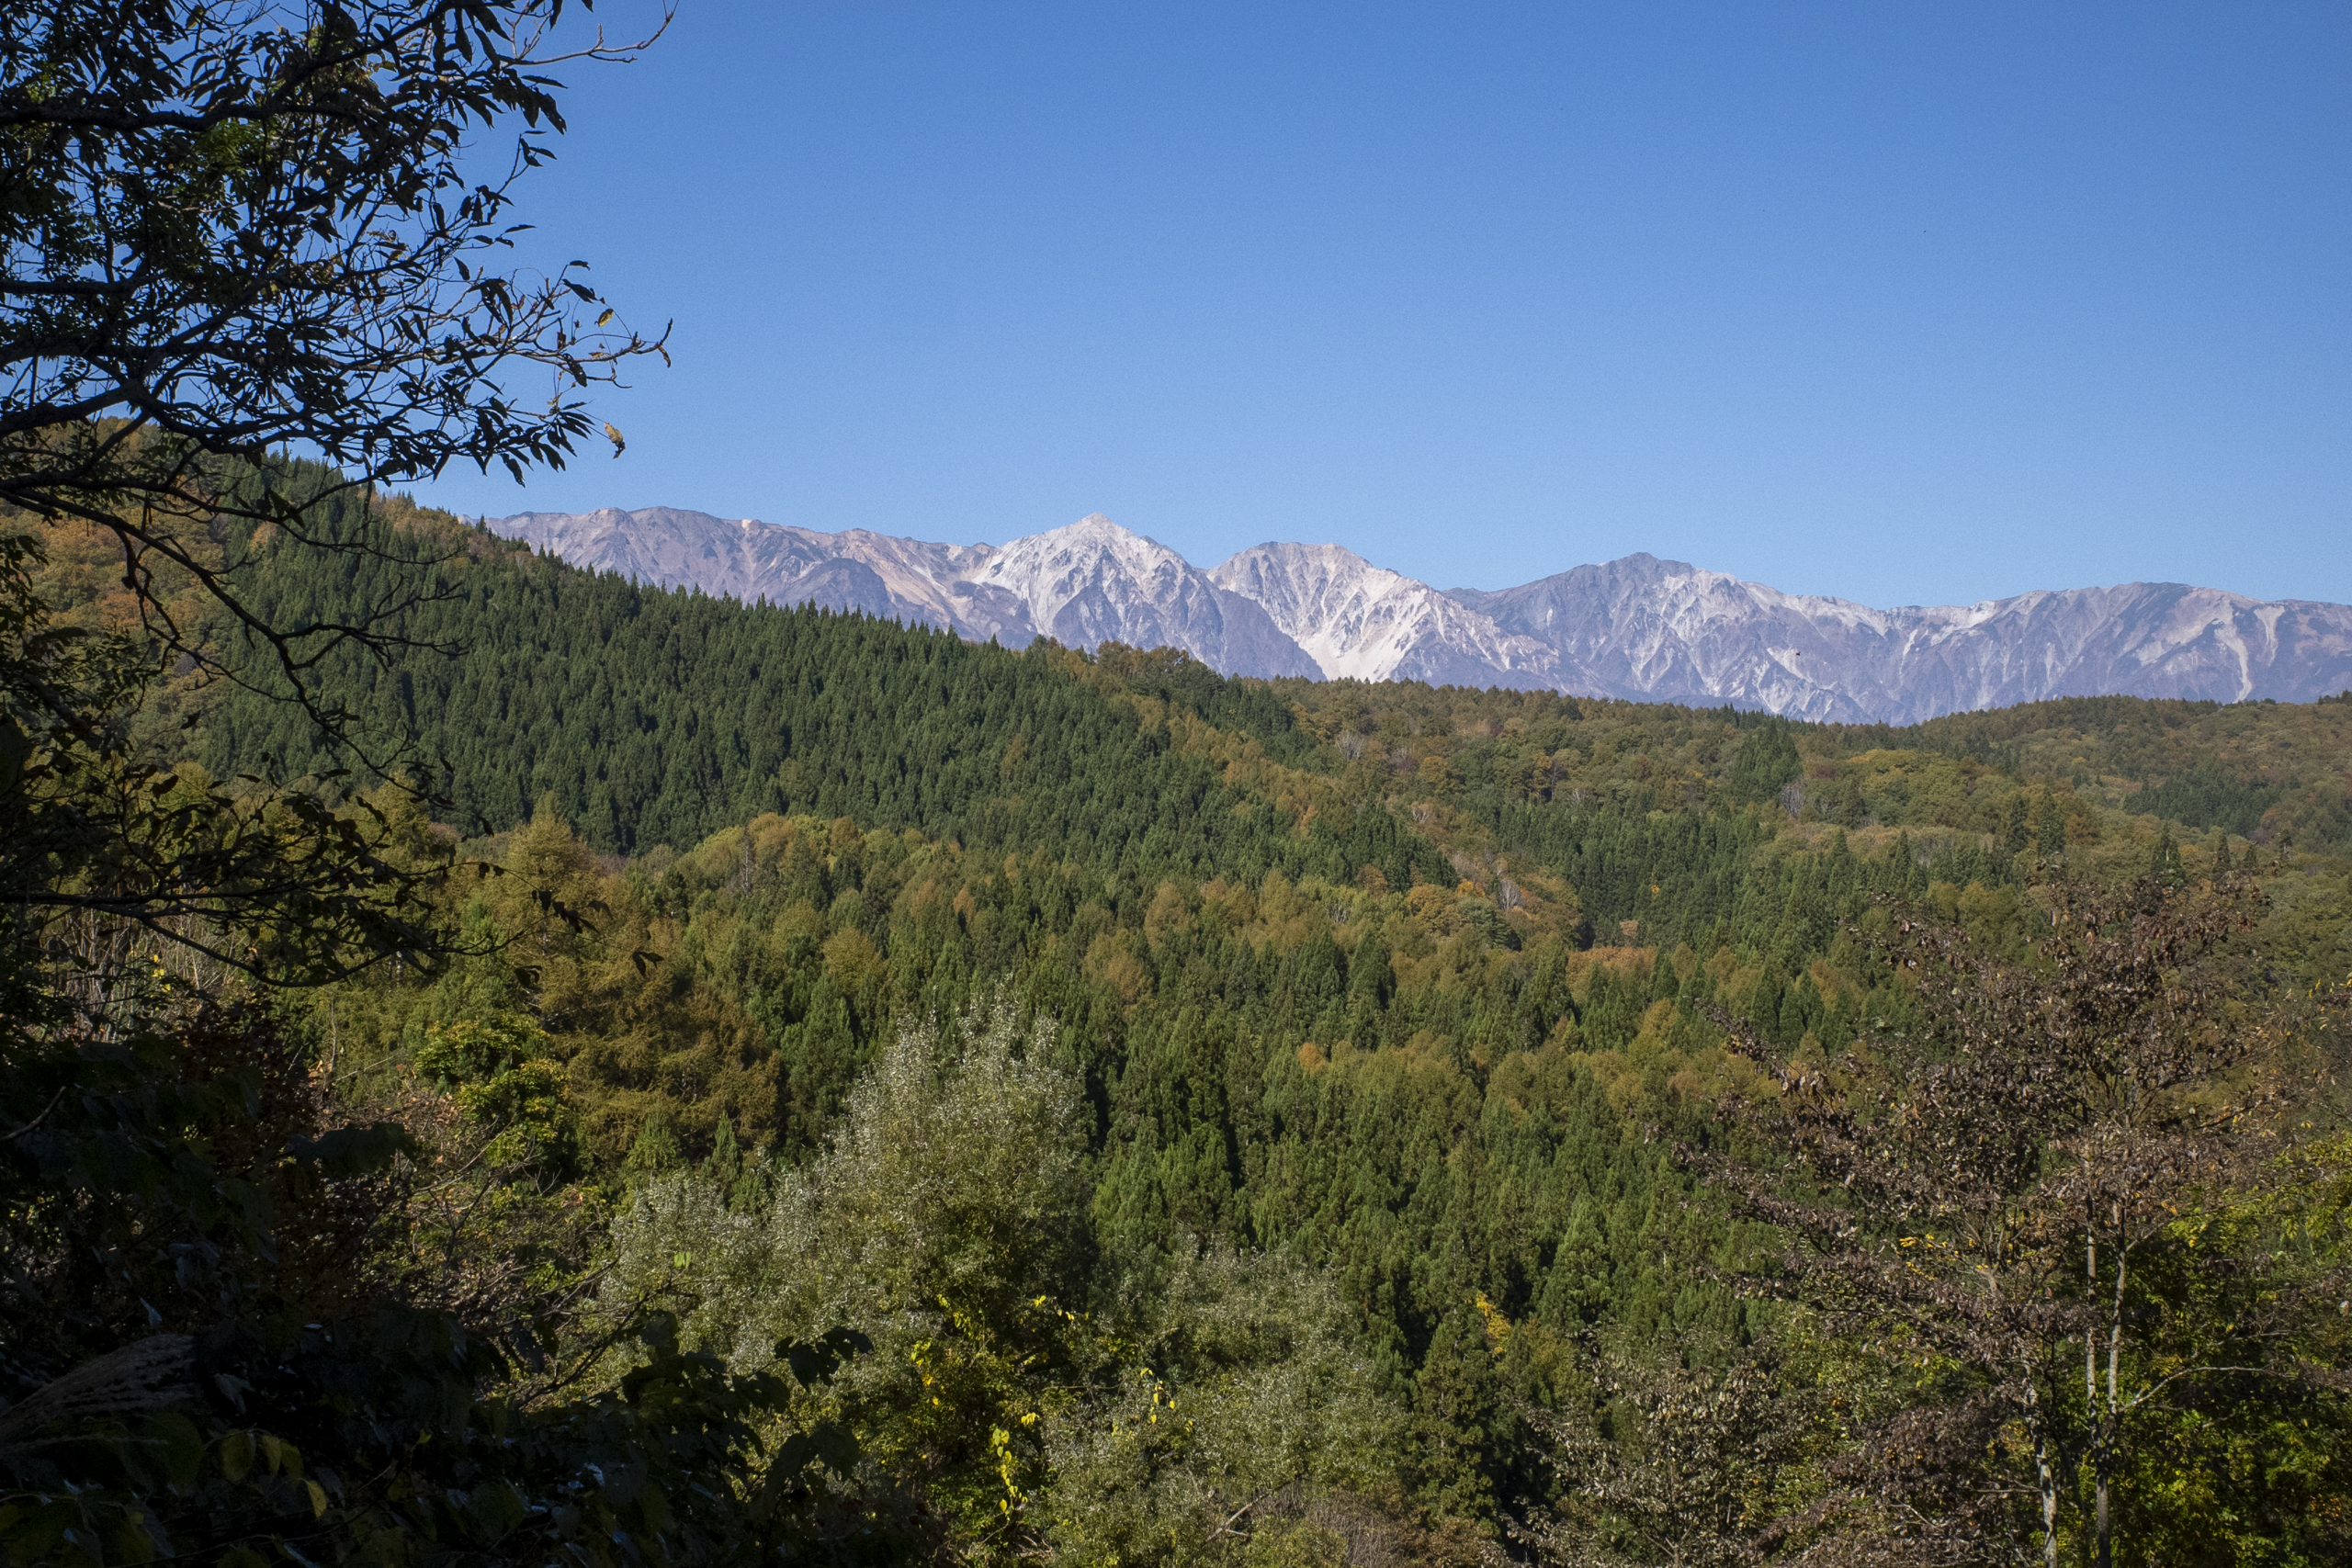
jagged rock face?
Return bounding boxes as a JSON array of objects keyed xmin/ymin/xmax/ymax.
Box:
[
  {"xmin": 1209, "ymin": 542, "xmax": 1555, "ymax": 688},
  {"xmin": 1452, "ymin": 555, "xmax": 2352, "ymax": 723},
  {"xmin": 489, "ymin": 509, "xmax": 2352, "ymax": 721},
  {"xmin": 973, "ymin": 516, "xmax": 1321, "ymax": 679},
  {"xmin": 1450, "ymin": 555, "xmax": 1922, "ymax": 720}
]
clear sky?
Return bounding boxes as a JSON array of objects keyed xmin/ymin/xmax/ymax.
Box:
[{"xmin": 415, "ymin": 1, "xmax": 2351, "ymax": 609}]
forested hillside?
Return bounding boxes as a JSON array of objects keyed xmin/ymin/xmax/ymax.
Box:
[
  {"xmin": 130, "ymin": 506, "xmax": 2344, "ymax": 1558},
  {"xmin": 17, "ymin": 495, "xmax": 2352, "ymax": 1563}
]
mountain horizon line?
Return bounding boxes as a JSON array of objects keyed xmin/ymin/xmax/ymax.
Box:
[{"xmin": 485, "ymin": 505, "xmax": 2352, "ymax": 727}]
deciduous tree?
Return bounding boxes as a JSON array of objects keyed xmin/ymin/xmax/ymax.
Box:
[{"xmin": 1691, "ymin": 879, "xmax": 2345, "ymax": 1566}]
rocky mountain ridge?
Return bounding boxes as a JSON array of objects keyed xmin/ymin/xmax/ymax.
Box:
[
  {"xmin": 1209, "ymin": 542, "xmax": 1559, "ymax": 689},
  {"xmin": 488, "ymin": 506, "xmax": 2352, "ymax": 724}
]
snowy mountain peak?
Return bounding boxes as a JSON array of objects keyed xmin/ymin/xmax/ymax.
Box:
[
  {"xmin": 978, "ymin": 516, "xmax": 1319, "ymax": 677},
  {"xmin": 1211, "ymin": 541, "xmax": 1557, "ymax": 687},
  {"xmin": 980, "ymin": 514, "xmax": 1188, "ymax": 611}
]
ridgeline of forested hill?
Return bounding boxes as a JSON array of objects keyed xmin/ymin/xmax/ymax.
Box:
[{"xmin": 33, "ymin": 502, "xmax": 2352, "ymax": 1561}]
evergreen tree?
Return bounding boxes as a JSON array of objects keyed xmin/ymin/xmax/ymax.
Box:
[{"xmin": 1724, "ymin": 719, "xmax": 1801, "ymax": 805}]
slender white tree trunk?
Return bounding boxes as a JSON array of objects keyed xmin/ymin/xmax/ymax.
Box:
[
  {"xmin": 2097, "ymin": 1201, "xmax": 2126, "ymax": 1568},
  {"xmin": 2027, "ymin": 1370, "xmax": 2059, "ymax": 1568}
]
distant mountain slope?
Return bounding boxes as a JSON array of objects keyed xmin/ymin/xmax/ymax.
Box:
[
  {"xmin": 489, "ymin": 507, "xmax": 1015, "ymax": 637},
  {"xmin": 974, "ymin": 516, "xmax": 1320, "ymax": 679},
  {"xmin": 1451, "ymin": 554, "xmax": 2352, "ymax": 723},
  {"xmin": 1208, "ymin": 541, "xmax": 1556, "ymax": 687},
  {"xmin": 490, "ymin": 508, "xmax": 2352, "ymax": 722},
  {"xmin": 492, "ymin": 508, "xmax": 1318, "ymax": 679}
]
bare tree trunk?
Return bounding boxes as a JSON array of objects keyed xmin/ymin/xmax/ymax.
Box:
[
  {"xmin": 2086, "ymin": 1213, "xmax": 2098, "ymax": 1551},
  {"xmin": 2028, "ymin": 1372, "xmax": 2059, "ymax": 1568},
  {"xmin": 2097, "ymin": 1203, "xmax": 2126, "ymax": 1568}
]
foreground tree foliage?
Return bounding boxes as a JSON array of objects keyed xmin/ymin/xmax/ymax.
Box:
[
  {"xmin": 0, "ymin": 532, "xmax": 887, "ymax": 1559},
  {"xmin": 0, "ymin": 6, "xmax": 908, "ymax": 1562},
  {"xmin": 0, "ymin": 531, "xmax": 453, "ymax": 987},
  {"xmin": 0, "ymin": 0, "xmax": 670, "ymax": 735},
  {"xmin": 1685, "ymin": 881, "xmax": 2350, "ymax": 1566},
  {"xmin": 1517, "ymin": 1337, "xmax": 1816, "ymax": 1568},
  {"xmin": 599, "ymin": 1000, "xmax": 1421, "ymax": 1564}
]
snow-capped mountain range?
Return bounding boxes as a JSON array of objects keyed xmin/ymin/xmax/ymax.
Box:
[{"xmin": 487, "ymin": 507, "xmax": 2352, "ymax": 725}]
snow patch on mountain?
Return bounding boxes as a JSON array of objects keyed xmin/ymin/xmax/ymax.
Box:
[
  {"xmin": 1209, "ymin": 542, "xmax": 1555, "ymax": 687},
  {"xmin": 1451, "ymin": 556, "xmax": 2352, "ymax": 723},
  {"xmin": 971, "ymin": 515, "xmax": 1320, "ymax": 679}
]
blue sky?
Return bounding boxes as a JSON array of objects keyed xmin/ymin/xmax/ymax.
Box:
[{"xmin": 417, "ymin": 1, "xmax": 2350, "ymax": 608}]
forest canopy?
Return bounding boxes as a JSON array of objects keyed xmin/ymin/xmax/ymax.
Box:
[{"xmin": 8, "ymin": 479, "xmax": 2348, "ymax": 1564}]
